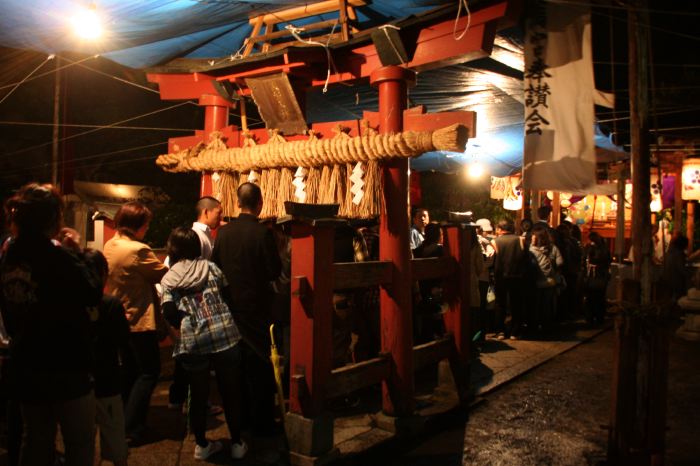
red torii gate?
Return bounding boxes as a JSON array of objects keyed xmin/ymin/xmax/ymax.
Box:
[{"xmin": 147, "ymin": 2, "xmax": 511, "ymax": 462}]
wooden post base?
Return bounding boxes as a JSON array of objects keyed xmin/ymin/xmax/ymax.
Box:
[
  {"xmin": 285, "ymin": 412, "xmax": 336, "ymax": 459},
  {"xmin": 373, "ymin": 411, "xmax": 425, "ymax": 436}
]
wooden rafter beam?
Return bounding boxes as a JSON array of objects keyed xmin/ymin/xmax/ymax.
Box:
[{"xmin": 249, "ymin": 0, "xmax": 366, "ymax": 25}]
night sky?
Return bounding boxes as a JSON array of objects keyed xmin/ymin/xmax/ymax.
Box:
[{"xmin": 0, "ymin": 50, "xmax": 207, "ymax": 200}]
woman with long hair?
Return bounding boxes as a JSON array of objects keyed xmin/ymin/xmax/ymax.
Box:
[{"xmin": 103, "ymin": 201, "xmax": 167, "ymax": 442}]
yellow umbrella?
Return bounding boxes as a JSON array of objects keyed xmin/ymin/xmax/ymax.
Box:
[{"xmin": 269, "ymin": 324, "xmax": 286, "ymax": 424}]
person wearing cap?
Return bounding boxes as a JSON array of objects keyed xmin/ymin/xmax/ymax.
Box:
[{"xmin": 475, "ymin": 218, "xmax": 494, "ymax": 239}]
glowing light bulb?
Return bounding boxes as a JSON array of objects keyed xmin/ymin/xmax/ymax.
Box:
[
  {"xmin": 467, "ymin": 161, "xmax": 484, "ymax": 179},
  {"xmin": 72, "ymin": 5, "xmax": 102, "ymax": 40}
]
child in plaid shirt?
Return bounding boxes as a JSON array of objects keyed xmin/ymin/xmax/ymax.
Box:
[{"xmin": 160, "ymin": 227, "xmax": 247, "ymax": 461}]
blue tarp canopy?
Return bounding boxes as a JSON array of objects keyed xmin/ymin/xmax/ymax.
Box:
[
  {"xmin": 0, "ymin": 0, "xmax": 454, "ymax": 69},
  {"xmin": 0, "ymin": 1, "xmax": 625, "ymax": 177}
]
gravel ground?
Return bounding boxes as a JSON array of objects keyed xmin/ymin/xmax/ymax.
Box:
[
  {"xmin": 462, "ymin": 331, "xmax": 613, "ymax": 466},
  {"xmin": 377, "ymin": 325, "xmax": 700, "ymax": 466}
]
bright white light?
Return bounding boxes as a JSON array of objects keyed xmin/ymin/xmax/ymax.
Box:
[
  {"xmin": 72, "ymin": 5, "xmax": 102, "ymax": 40},
  {"xmin": 503, "ymin": 196, "xmax": 522, "ymax": 211},
  {"xmin": 467, "ymin": 161, "xmax": 485, "ymax": 179}
]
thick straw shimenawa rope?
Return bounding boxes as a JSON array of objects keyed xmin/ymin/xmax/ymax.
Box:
[
  {"xmin": 156, "ymin": 123, "xmax": 469, "ymax": 173},
  {"xmin": 162, "ymin": 123, "xmax": 467, "ymax": 219}
]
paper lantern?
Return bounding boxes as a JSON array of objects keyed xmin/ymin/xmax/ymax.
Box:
[
  {"xmin": 650, "ymin": 174, "xmax": 662, "ymax": 212},
  {"xmin": 650, "ymin": 198, "xmax": 662, "ymax": 212},
  {"xmin": 682, "ymin": 158, "xmax": 700, "ymax": 200},
  {"xmin": 490, "ymin": 176, "xmax": 507, "ymax": 199},
  {"xmin": 503, "ymin": 196, "xmax": 523, "ymax": 210},
  {"xmin": 546, "ymin": 191, "xmax": 572, "ymax": 202},
  {"xmin": 503, "ymin": 179, "xmax": 522, "ymax": 210}
]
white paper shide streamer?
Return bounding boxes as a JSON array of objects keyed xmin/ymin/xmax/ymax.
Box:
[
  {"xmin": 350, "ymin": 162, "xmax": 365, "ymax": 205},
  {"xmin": 293, "ymin": 167, "xmax": 308, "ymax": 202}
]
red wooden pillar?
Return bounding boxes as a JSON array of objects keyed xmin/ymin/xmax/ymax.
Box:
[
  {"xmin": 443, "ymin": 225, "xmax": 472, "ymax": 362},
  {"xmin": 199, "ymin": 94, "xmax": 231, "ymax": 197},
  {"xmin": 370, "ymin": 66, "xmax": 416, "ymax": 417},
  {"xmin": 286, "ymin": 219, "xmax": 336, "ymax": 459},
  {"xmin": 442, "ymin": 224, "xmax": 473, "ymax": 402}
]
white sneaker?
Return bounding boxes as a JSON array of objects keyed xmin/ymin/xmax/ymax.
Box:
[
  {"xmin": 231, "ymin": 440, "xmax": 248, "ymax": 460},
  {"xmin": 194, "ymin": 440, "xmax": 223, "ymax": 460}
]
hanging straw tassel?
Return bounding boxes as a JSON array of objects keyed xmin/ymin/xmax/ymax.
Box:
[
  {"xmin": 217, "ymin": 171, "xmax": 240, "ymax": 218},
  {"xmin": 277, "ymin": 168, "xmax": 295, "ymax": 218},
  {"xmin": 260, "ymin": 169, "xmax": 281, "ymax": 219},
  {"xmin": 331, "ymin": 164, "xmax": 349, "ymax": 216},
  {"xmin": 318, "ymin": 166, "xmax": 333, "ymax": 204},
  {"xmin": 360, "ymin": 160, "xmax": 384, "ymax": 218},
  {"xmin": 306, "ymin": 167, "xmax": 321, "ymax": 204},
  {"xmin": 258, "ymin": 169, "xmax": 269, "ymax": 218}
]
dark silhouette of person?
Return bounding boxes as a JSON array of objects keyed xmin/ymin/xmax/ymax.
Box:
[{"xmin": 212, "ymin": 182, "xmax": 281, "ymax": 435}]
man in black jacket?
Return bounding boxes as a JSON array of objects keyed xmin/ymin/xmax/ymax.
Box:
[
  {"xmin": 493, "ymin": 219, "xmax": 526, "ymax": 340},
  {"xmin": 212, "ymin": 182, "xmax": 281, "ymax": 435}
]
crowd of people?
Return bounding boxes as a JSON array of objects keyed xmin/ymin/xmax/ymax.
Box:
[
  {"xmin": 0, "ymin": 181, "xmax": 690, "ymax": 465},
  {"xmin": 409, "ymin": 205, "xmax": 616, "ymax": 343},
  {"xmin": 493, "ymin": 207, "xmax": 618, "ymax": 338},
  {"xmin": 0, "ymin": 182, "xmax": 281, "ymax": 465}
]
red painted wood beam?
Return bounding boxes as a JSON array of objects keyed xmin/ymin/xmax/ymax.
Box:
[
  {"xmin": 311, "ymin": 1, "xmax": 506, "ymax": 86},
  {"xmin": 146, "ymin": 72, "xmax": 220, "ymax": 100},
  {"xmin": 288, "ymin": 222, "xmax": 335, "ymax": 417},
  {"xmin": 216, "ymin": 62, "xmax": 307, "ymax": 84},
  {"xmin": 371, "ymin": 65, "xmax": 416, "ymax": 417}
]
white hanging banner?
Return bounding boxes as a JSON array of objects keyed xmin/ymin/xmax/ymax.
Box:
[{"xmin": 523, "ymin": 1, "xmax": 596, "ymax": 192}]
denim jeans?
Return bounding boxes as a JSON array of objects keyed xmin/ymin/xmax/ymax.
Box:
[{"xmin": 122, "ymin": 331, "xmax": 160, "ymax": 437}]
